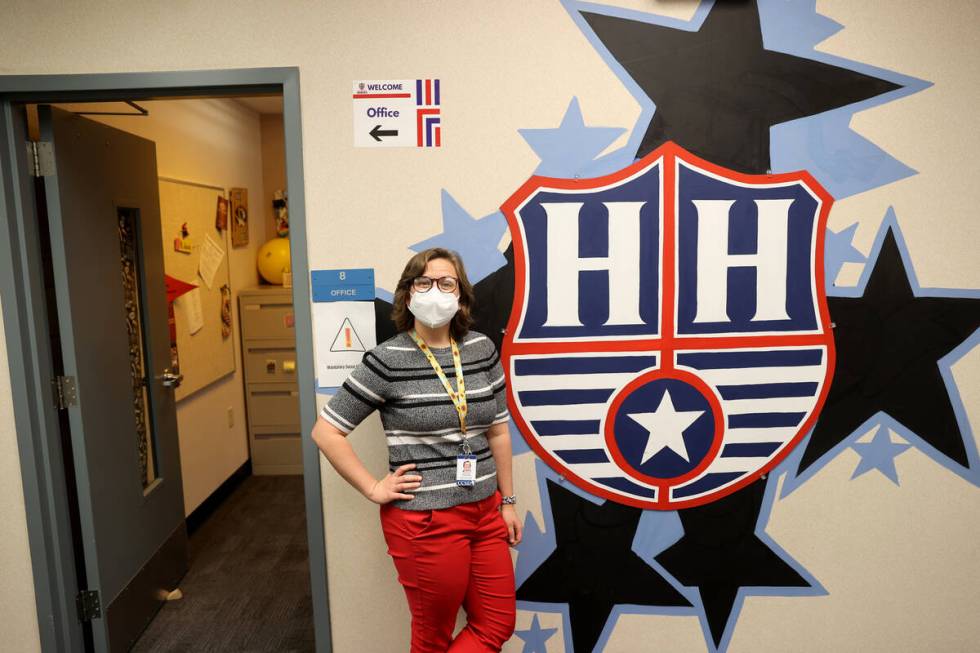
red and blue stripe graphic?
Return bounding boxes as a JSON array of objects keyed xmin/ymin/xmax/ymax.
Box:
[
  {"xmin": 416, "ymin": 79, "xmax": 441, "ymax": 147},
  {"xmin": 416, "ymin": 79, "xmax": 440, "ymax": 106}
]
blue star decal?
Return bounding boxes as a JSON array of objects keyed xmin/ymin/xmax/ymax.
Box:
[
  {"xmin": 851, "ymin": 427, "xmax": 912, "ymax": 485},
  {"xmin": 515, "ymin": 614, "xmax": 558, "ymax": 653},
  {"xmin": 518, "ymin": 97, "xmax": 629, "ymax": 178},
  {"xmin": 509, "ymin": 417, "xmax": 532, "ymax": 456},
  {"xmin": 515, "ymin": 510, "xmax": 552, "ymax": 589},
  {"xmin": 631, "ymin": 507, "xmax": 684, "ymax": 562},
  {"xmin": 409, "ymin": 189, "xmax": 508, "ymax": 284},
  {"xmin": 825, "ymin": 223, "xmax": 865, "ymax": 292},
  {"xmin": 760, "ymin": 0, "xmax": 930, "ymax": 199}
]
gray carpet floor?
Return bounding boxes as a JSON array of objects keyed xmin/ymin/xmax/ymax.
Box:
[{"xmin": 131, "ymin": 475, "xmax": 315, "ymax": 652}]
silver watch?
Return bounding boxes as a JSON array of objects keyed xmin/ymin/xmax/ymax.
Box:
[{"xmin": 501, "ymin": 495, "xmax": 517, "ymax": 505}]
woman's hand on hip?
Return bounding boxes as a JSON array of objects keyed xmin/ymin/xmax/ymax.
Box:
[
  {"xmin": 500, "ymin": 504, "xmax": 523, "ymax": 546},
  {"xmin": 367, "ymin": 464, "xmax": 422, "ymax": 504}
]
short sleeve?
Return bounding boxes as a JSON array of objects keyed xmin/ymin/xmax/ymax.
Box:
[
  {"xmin": 319, "ymin": 353, "xmax": 388, "ymax": 434},
  {"xmin": 486, "ymin": 340, "xmax": 510, "ymax": 426}
]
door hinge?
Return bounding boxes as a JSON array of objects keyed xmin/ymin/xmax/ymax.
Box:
[
  {"xmin": 52, "ymin": 375, "xmax": 77, "ymax": 409},
  {"xmin": 76, "ymin": 589, "xmax": 102, "ymax": 622},
  {"xmin": 26, "ymin": 141, "xmax": 54, "ymax": 177}
]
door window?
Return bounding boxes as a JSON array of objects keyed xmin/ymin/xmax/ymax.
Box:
[{"xmin": 117, "ymin": 207, "xmax": 159, "ymax": 488}]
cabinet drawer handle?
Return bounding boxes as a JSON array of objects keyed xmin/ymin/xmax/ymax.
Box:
[{"xmin": 251, "ymin": 390, "xmax": 296, "ymax": 397}]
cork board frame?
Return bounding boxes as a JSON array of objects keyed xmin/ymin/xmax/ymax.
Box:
[{"xmin": 159, "ymin": 177, "xmax": 236, "ymax": 400}]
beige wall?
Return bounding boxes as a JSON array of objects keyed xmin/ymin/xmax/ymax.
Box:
[
  {"xmin": 0, "ymin": 295, "xmax": 41, "ymax": 653},
  {"xmin": 53, "ymin": 98, "xmax": 269, "ymax": 515},
  {"xmin": 1, "ymin": 1, "xmax": 978, "ymax": 652},
  {"xmin": 261, "ymin": 113, "xmax": 287, "ymax": 240}
]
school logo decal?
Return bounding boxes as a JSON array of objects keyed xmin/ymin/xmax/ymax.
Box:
[{"xmin": 502, "ymin": 143, "xmax": 835, "ymax": 508}]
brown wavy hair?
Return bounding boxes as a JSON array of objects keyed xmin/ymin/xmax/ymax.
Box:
[{"xmin": 391, "ymin": 248, "xmax": 475, "ymax": 340}]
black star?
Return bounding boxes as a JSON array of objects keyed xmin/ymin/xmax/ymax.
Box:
[
  {"xmin": 472, "ymin": 245, "xmax": 515, "ymax": 350},
  {"xmin": 517, "ymin": 480, "xmax": 691, "ymax": 653},
  {"xmin": 374, "ymin": 296, "xmax": 398, "ymax": 343},
  {"xmin": 581, "ymin": 1, "xmax": 901, "ymax": 173},
  {"xmin": 656, "ymin": 478, "xmax": 811, "ymax": 648},
  {"xmin": 800, "ymin": 227, "xmax": 980, "ymax": 472}
]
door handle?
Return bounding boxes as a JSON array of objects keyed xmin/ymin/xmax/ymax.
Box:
[{"xmin": 157, "ymin": 369, "xmax": 184, "ymax": 388}]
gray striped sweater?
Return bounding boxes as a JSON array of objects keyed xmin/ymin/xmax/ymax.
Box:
[{"xmin": 320, "ymin": 330, "xmax": 509, "ymax": 510}]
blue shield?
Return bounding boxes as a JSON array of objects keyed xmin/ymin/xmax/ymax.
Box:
[{"xmin": 501, "ymin": 143, "xmax": 835, "ymax": 508}]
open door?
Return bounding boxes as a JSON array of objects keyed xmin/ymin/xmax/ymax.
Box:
[{"xmin": 37, "ymin": 105, "xmax": 188, "ymax": 652}]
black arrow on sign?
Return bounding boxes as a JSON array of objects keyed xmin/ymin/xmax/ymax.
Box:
[{"xmin": 369, "ymin": 125, "xmax": 398, "ymax": 141}]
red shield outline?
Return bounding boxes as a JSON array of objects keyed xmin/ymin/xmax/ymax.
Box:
[{"xmin": 500, "ymin": 142, "xmax": 836, "ymax": 509}]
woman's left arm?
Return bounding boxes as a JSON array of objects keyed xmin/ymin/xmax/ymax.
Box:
[{"xmin": 486, "ymin": 422, "xmax": 522, "ymax": 545}]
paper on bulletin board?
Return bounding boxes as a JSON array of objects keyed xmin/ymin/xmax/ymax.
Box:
[
  {"xmin": 177, "ymin": 287, "xmax": 205, "ymax": 335},
  {"xmin": 198, "ymin": 232, "xmax": 225, "ymax": 289},
  {"xmin": 314, "ymin": 301, "xmax": 376, "ymax": 387}
]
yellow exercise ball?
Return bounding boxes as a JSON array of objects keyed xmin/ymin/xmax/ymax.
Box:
[{"xmin": 257, "ymin": 237, "xmax": 291, "ymax": 285}]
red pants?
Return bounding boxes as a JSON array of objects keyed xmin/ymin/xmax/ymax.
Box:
[{"xmin": 380, "ymin": 491, "xmax": 516, "ymax": 652}]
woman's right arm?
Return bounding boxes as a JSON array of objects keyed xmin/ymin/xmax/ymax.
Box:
[{"xmin": 311, "ymin": 415, "xmax": 422, "ymax": 504}]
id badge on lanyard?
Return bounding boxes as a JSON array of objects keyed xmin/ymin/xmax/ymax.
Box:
[
  {"xmin": 457, "ymin": 434, "xmax": 476, "ymax": 486},
  {"xmin": 410, "ymin": 330, "xmax": 475, "ymax": 486},
  {"xmin": 456, "ymin": 453, "xmax": 477, "ymax": 486}
]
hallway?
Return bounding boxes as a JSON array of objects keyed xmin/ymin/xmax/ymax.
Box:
[{"xmin": 132, "ymin": 475, "xmax": 314, "ymax": 652}]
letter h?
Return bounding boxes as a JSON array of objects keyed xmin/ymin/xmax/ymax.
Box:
[
  {"xmin": 541, "ymin": 202, "xmax": 645, "ymax": 327},
  {"xmin": 691, "ymin": 199, "xmax": 793, "ymax": 323}
]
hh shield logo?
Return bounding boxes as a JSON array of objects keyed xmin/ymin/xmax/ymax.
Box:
[{"xmin": 501, "ymin": 143, "xmax": 836, "ymax": 509}]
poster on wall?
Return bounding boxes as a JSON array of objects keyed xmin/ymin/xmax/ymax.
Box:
[
  {"xmin": 352, "ymin": 79, "xmax": 441, "ymax": 148},
  {"xmin": 215, "ymin": 195, "xmax": 228, "ymax": 231},
  {"xmin": 229, "ymin": 187, "xmax": 249, "ymax": 246},
  {"xmin": 311, "ymin": 268, "xmax": 376, "ymax": 388}
]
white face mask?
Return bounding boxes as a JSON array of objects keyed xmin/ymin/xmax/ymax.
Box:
[{"xmin": 409, "ymin": 290, "xmax": 459, "ymax": 329}]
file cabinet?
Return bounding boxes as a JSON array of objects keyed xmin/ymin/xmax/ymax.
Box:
[{"xmin": 239, "ymin": 287, "xmax": 302, "ymax": 475}]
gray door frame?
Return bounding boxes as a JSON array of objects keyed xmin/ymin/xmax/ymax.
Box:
[{"xmin": 0, "ymin": 68, "xmax": 331, "ymax": 653}]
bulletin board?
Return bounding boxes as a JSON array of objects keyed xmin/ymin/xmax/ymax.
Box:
[{"xmin": 159, "ymin": 178, "xmax": 236, "ymax": 401}]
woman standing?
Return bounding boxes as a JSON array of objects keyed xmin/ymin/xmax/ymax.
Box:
[{"xmin": 311, "ymin": 247, "xmax": 521, "ymax": 652}]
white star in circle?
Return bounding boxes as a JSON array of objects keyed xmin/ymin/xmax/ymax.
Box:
[{"xmin": 627, "ymin": 390, "xmax": 705, "ymax": 465}]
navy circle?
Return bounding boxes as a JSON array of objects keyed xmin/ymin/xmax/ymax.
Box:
[{"xmin": 611, "ymin": 378, "xmax": 715, "ymax": 479}]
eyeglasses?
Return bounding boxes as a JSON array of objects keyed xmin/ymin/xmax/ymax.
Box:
[{"xmin": 412, "ymin": 276, "xmax": 458, "ymax": 293}]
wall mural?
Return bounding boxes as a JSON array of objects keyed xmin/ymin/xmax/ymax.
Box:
[{"xmin": 372, "ymin": 1, "xmax": 980, "ymax": 650}]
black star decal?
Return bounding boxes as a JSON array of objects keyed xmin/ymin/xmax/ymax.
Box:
[
  {"xmin": 656, "ymin": 478, "xmax": 811, "ymax": 647},
  {"xmin": 581, "ymin": 1, "xmax": 901, "ymax": 173},
  {"xmin": 800, "ymin": 227, "xmax": 980, "ymax": 472},
  {"xmin": 517, "ymin": 480, "xmax": 691, "ymax": 653},
  {"xmin": 374, "ymin": 296, "xmax": 398, "ymax": 343},
  {"xmin": 472, "ymin": 245, "xmax": 515, "ymax": 350}
]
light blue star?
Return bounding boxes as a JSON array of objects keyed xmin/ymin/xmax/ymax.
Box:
[
  {"xmin": 631, "ymin": 508, "xmax": 684, "ymax": 562},
  {"xmin": 759, "ymin": 0, "xmax": 843, "ymax": 52},
  {"xmin": 409, "ymin": 190, "xmax": 508, "ymax": 284},
  {"xmin": 519, "ymin": 97, "xmax": 629, "ymax": 178},
  {"xmin": 509, "ymin": 417, "xmax": 532, "ymax": 455},
  {"xmin": 759, "ymin": 0, "xmax": 931, "ymax": 199},
  {"xmin": 824, "ymin": 223, "xmax": 865, "ymax": 292},
  {"xmin": 851, "ymin": 427, "xmax": 912, "ymax": 485},
  {"xmin": 515, "ymin": 510, "xmax": 552, "ymax": 588},
  {"xmin": 515, "ymin": 614, "xmax": 558, "ymax": 653}
]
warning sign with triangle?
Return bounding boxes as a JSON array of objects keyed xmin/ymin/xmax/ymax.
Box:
[{"xmin": 330, "ymin": 317, "xmax": 366, "ymax": 352}]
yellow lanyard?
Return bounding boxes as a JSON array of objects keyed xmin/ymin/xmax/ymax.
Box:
[{"xmin": 410, "ymin": 330, "xmax": 468, "ymax": 435}]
